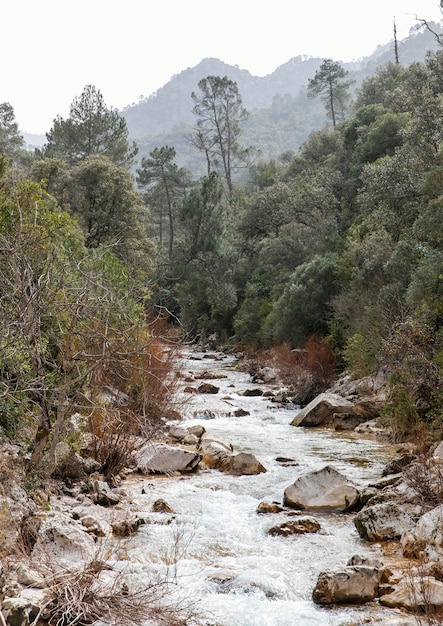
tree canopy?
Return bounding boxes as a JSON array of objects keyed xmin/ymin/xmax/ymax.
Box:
[{"xmin": 43, "ymin": 85, "xmax": 138, "ymax": 166}]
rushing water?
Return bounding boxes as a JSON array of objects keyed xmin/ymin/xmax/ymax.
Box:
[{"xmin": 114, "ymin": 350, "xmax": 404, "ymax": 625}]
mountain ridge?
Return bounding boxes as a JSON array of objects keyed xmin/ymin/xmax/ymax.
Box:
[{"xmin": 24, "ymin": 21, "xmax": 442, "ymax": 163}]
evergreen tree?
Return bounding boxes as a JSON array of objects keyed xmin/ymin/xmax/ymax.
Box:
[
  {"xmin": 307, "ymin": 59, "xmax": 355, "ymax": 127},
  {"xmin": 43, "ymin": 85, "xmax": 138, "ymax": 166},
  {"xmin": 191, "ymin": 76, "xmax": 251, "ymax": 192}
]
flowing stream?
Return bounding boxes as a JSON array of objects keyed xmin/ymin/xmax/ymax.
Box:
[{"xmin": 115, "ymin": 350, "xmax": 403, "ymax": 625}]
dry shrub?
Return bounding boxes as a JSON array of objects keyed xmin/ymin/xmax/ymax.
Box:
[
  {"xmin": 89, "ymin": 415, "xmax": 142, "ymax": 482},
  {"xmin": 404, "ymin": 561, "xmax": 443, "ymax": 626},
  {"xmin": 255, "ymin": 337, "xmax": 337, "ymax": 405},
  {"xmin": 87, "ymin": 315, "xmax": 186, "ymax": 480},
  {"xmin": 18, "ymin": 514, "xmax": 41, "ymax": 556},
  {"xmin": 91, "ymin": 314, "xmax": 184, "ymax": 434},
  {"xmin": 404, "ymin": 456, "xmax": 443, "ymax": 508},
  {"xmin": 30, "ymin": 557, "xmax": 200, "ymax": 626}
]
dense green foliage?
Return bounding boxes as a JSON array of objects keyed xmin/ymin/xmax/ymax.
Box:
[
  {"xmin": 42, "ymin": 85, "xmax": 138, "ymax": 167},
  {"xmin": 1, "ymin": 42, "xmax": 443, "ymax": 457}
]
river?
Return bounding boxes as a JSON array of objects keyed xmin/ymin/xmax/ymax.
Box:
[{"xmin": 115, "ymin": 349, "xmax": 406, "ymax": 625}]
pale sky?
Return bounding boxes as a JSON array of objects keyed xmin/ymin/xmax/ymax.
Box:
[{"xmin": 4, "ymin": 0, "xmax": 442, "ymax": 134}]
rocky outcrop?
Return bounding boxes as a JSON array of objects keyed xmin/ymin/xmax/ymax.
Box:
[
  {"xmin": 284, "ymin": 465, "xmax": 360, "ymax": 512},
  {"xmin": 291, "ymin": 393, "xmax": 355, "ymax": 427},
  {"xmin": 134, "ymin": 442, "xmax": 202, "ymax": 474},
  {"xmin": 380, "ymin": 575, "xmax": 443, "ymax": 610},
  {"xmin": 312, "ymin": 565, "xmax": 382, "ymax": 604},
  {"xmin": 199, "ymin": 434, "xmax": 266, "ymax": 475},
  {"xmin": 31, "ymin": 513, "xmax": 97, "ymax": 571},
  {"xmin": 354, "ymin": 501, "xmax": 422, "ymax": 541}
]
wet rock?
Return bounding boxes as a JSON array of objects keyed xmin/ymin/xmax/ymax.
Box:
[
  {"xmin": 135, "ymin": 443, "xmax": 201, "ymax": 474},
  {"xmin": 188, "ymin": 424, "xmax": 206, "ymax": 438},
  {"xmin": 333, "ymin": 412, "xmax": 370, "ymax": 431},
  {"xmin": 80, "ymin": 514, "xmax": 111, "ymax": 537},
  {"xmin": 240, "ymin": 388, "xmax": 263, "ymax": 397},
  {"xmin": 31, "ymin": 513, "xmax": 97, "ymax": 571},
  {"xmin": 268, "ymin": 517, "xmax": 320, "ymax": 536},
  {"xmin": 284, "ymin": 465, "xmax": 360, "ymax": 512},
  {"xmin": 234, "ymin": 408, "xmax": 250, "ymax": 417},
  {"xmin": 195, "ymin": 370, "xmax": 227, "ymax": 380},
  {"xmin": 380, "ymin": 575, "xmax": 443, "ymax": 610},
  {"xmin": 198, "ymin": 383, "xmax": 219, "ymax": 394},
  {"xmin": 111, "ymin": 515, "xmax": 145, "ymax": 536},
  {"xmin": 291, "ymin": 393, "xmax": 355, "ymax": 427},
  {"xmin": 312, "ymin": 565, "xmax": 381, "ymax": 604},
  {"xmin": 152, "ymin": 499, "xmax": 174, "ymax": 513},
  {"xmin": 256, "ymin": 501, "xmax": 284, "ymax": 514},
  {"xmin": 382, "ymin": 454, "xmax": 416, "ymax": 476},
  {"xmin": 90, "ymin": 478, "xmax": 121, "ymax": 506},
  {"xmin": 227, "ymin": 452, "xmax": 267, "ymax": 476},
  {"xmin": 276, "ymin": 456, "xmax": 298, "ymax": 467},
  {"xmin": 354, "ymin": 501, "xmax": 421, "ymax": 541}
]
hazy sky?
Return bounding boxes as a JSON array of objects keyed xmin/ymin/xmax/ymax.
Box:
[{"xmin": 4, "ymin": 0, "xmax": 442, "ymax": 134}]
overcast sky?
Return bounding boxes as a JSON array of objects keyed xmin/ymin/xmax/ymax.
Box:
[{"xmin": 4, "ymin": 0, "xmax": 442, "ymax": 134}]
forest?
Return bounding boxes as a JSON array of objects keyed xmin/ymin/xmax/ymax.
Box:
[{"xmin": 1, "ymin": 41, "xmax": 443, "ymax": 484}]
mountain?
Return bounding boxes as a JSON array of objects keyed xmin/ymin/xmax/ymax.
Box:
[
  {"xmin": 24, "ymin": 23, "xmax": 442, "ymax": 170},
  {"xmin": 120, "ymin": 22, "xmax": 442, "ymax": 174}
]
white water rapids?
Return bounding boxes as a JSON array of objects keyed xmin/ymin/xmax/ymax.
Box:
[{"xmin": 112, "ymin": 350, "xmax": 404, "ymax": 625}]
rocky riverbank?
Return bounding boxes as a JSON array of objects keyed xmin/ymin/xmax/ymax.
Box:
[{"xmin": 1, "ymin": 351, "xmax": 442, "ymax": 625}]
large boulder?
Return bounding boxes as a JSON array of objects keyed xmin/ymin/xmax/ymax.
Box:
[
  {"xmin": 227, "ymin": 452, "xmax": 267, "ymax": 476},
  {"xmin": 31, "ymin": 513, "xmax": 97, "ymax": 571},
  {"xmin": 354, "ymin": 501, "xmax": 421, "ymax": 541},
  {"xmin": 380, "ymin": 575, "xmax": 443, "ymax": 610},
  {"xmin": 199, "ymin": 434, "xmax": 233, "ymax": 470},
  {"xmin": 268, "ymin": 517, "xmax": 320, "ymax": 536},
  {"xmin": 312, "ymin": 565, "xmax": 381, "ymax": 604},
  {"xmin": 135, "ymin": 443, "xmax": 202, "ymax": 474},
  {"xmin": 401, "ymin": 503, "xmax": 443, "ymax": 560},
  {"xmin": 199, "ymin": 435, "xmax": 266, "ymax": 475},
  {"xmin": 291, "ymin": 393, "xmax": 355, "ymax": 427},
  {"xmin": 283, "ymin": 465, "xmax": 360, "ymax": 512}
]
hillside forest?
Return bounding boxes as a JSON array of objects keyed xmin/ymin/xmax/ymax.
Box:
[{"xmin": 1, "ymin": 36, "xmax": 443, "ymax": 481}]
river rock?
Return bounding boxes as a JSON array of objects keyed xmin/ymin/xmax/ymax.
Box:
[
  {"xmin": 111, "ymin": 514, "xmax": 145, "ymax": 537},
  {"xmin": 312, "ymin": 565, "xmax": 381, "ymax": 604},
  {"xmin": 433, "ymin": 441, "xmax": 443, "ymax": 464},
  {"xmin": 31, "ymin": 513, "xmax": 97, "ymax": 571},
  {"xmin": 256, "ymin": 501, "xmax": 284, "ymax": 514},
  {"xmin": 199, "ymin": 435, "xmax": 265, "ymax": 475},
  {"xmin": 80, "ymin": 513, "xmax": 112, "ymax": 537},
  {"xmin": 168, "ymin": 425, "xmax": 189, "ymax": 441},
  {"xmin": 198, "ymin": 383, "xmax": 219, "ymax": 394},
  {"xmin": 240, "ymin": 388, "xmax": 263, "ymax": 397},
  {"xmin": 291, "ymin": 393, "xmax": 355, "ymax": 427},
  {"xmin": 401, "ymin": 503, "xmax": 443, "ymax": 560},
  {"xmin": 135, "ymin": 443, "xmax": 202, "ymax": 474},
  {"xmin": 199, "ymin": 434, "xmax": 233, "ymax": 469},
  {"xmin": 354, "ymin": 501, "xmax": 421, "ymax": 541},
  {"xmin": 89, "ymin": 478, "xmax": 121, "ymax": 506},
  {"xmin": 380, "ymin": 575, "xmax": 443, "ymax": 610},
  {"xmin": 268, "ymin": 517, "xmax": 320, "ymax": 536},
  {"xmin": 152, "ymin": 498, "xmax": 174, "ymax": 513},
  {"xmin": 284, "ymin": 465, "xmax": 360, "ymax": 512},
  {"xmin": 227, "ymin": 452, "xmax": 267, "ymax": 475},
  {"xmin": 333, "ymin": 412, "xmax": 370, "ymax": 431}
]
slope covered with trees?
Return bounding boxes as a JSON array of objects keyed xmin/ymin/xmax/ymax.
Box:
[
  {"xmin": 0, "ymin": 21, "xmax": 442, "ymax": 481},
  {"xmin": 122, "ymin": 23, "xmax": 441, "ymax": 173}
]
